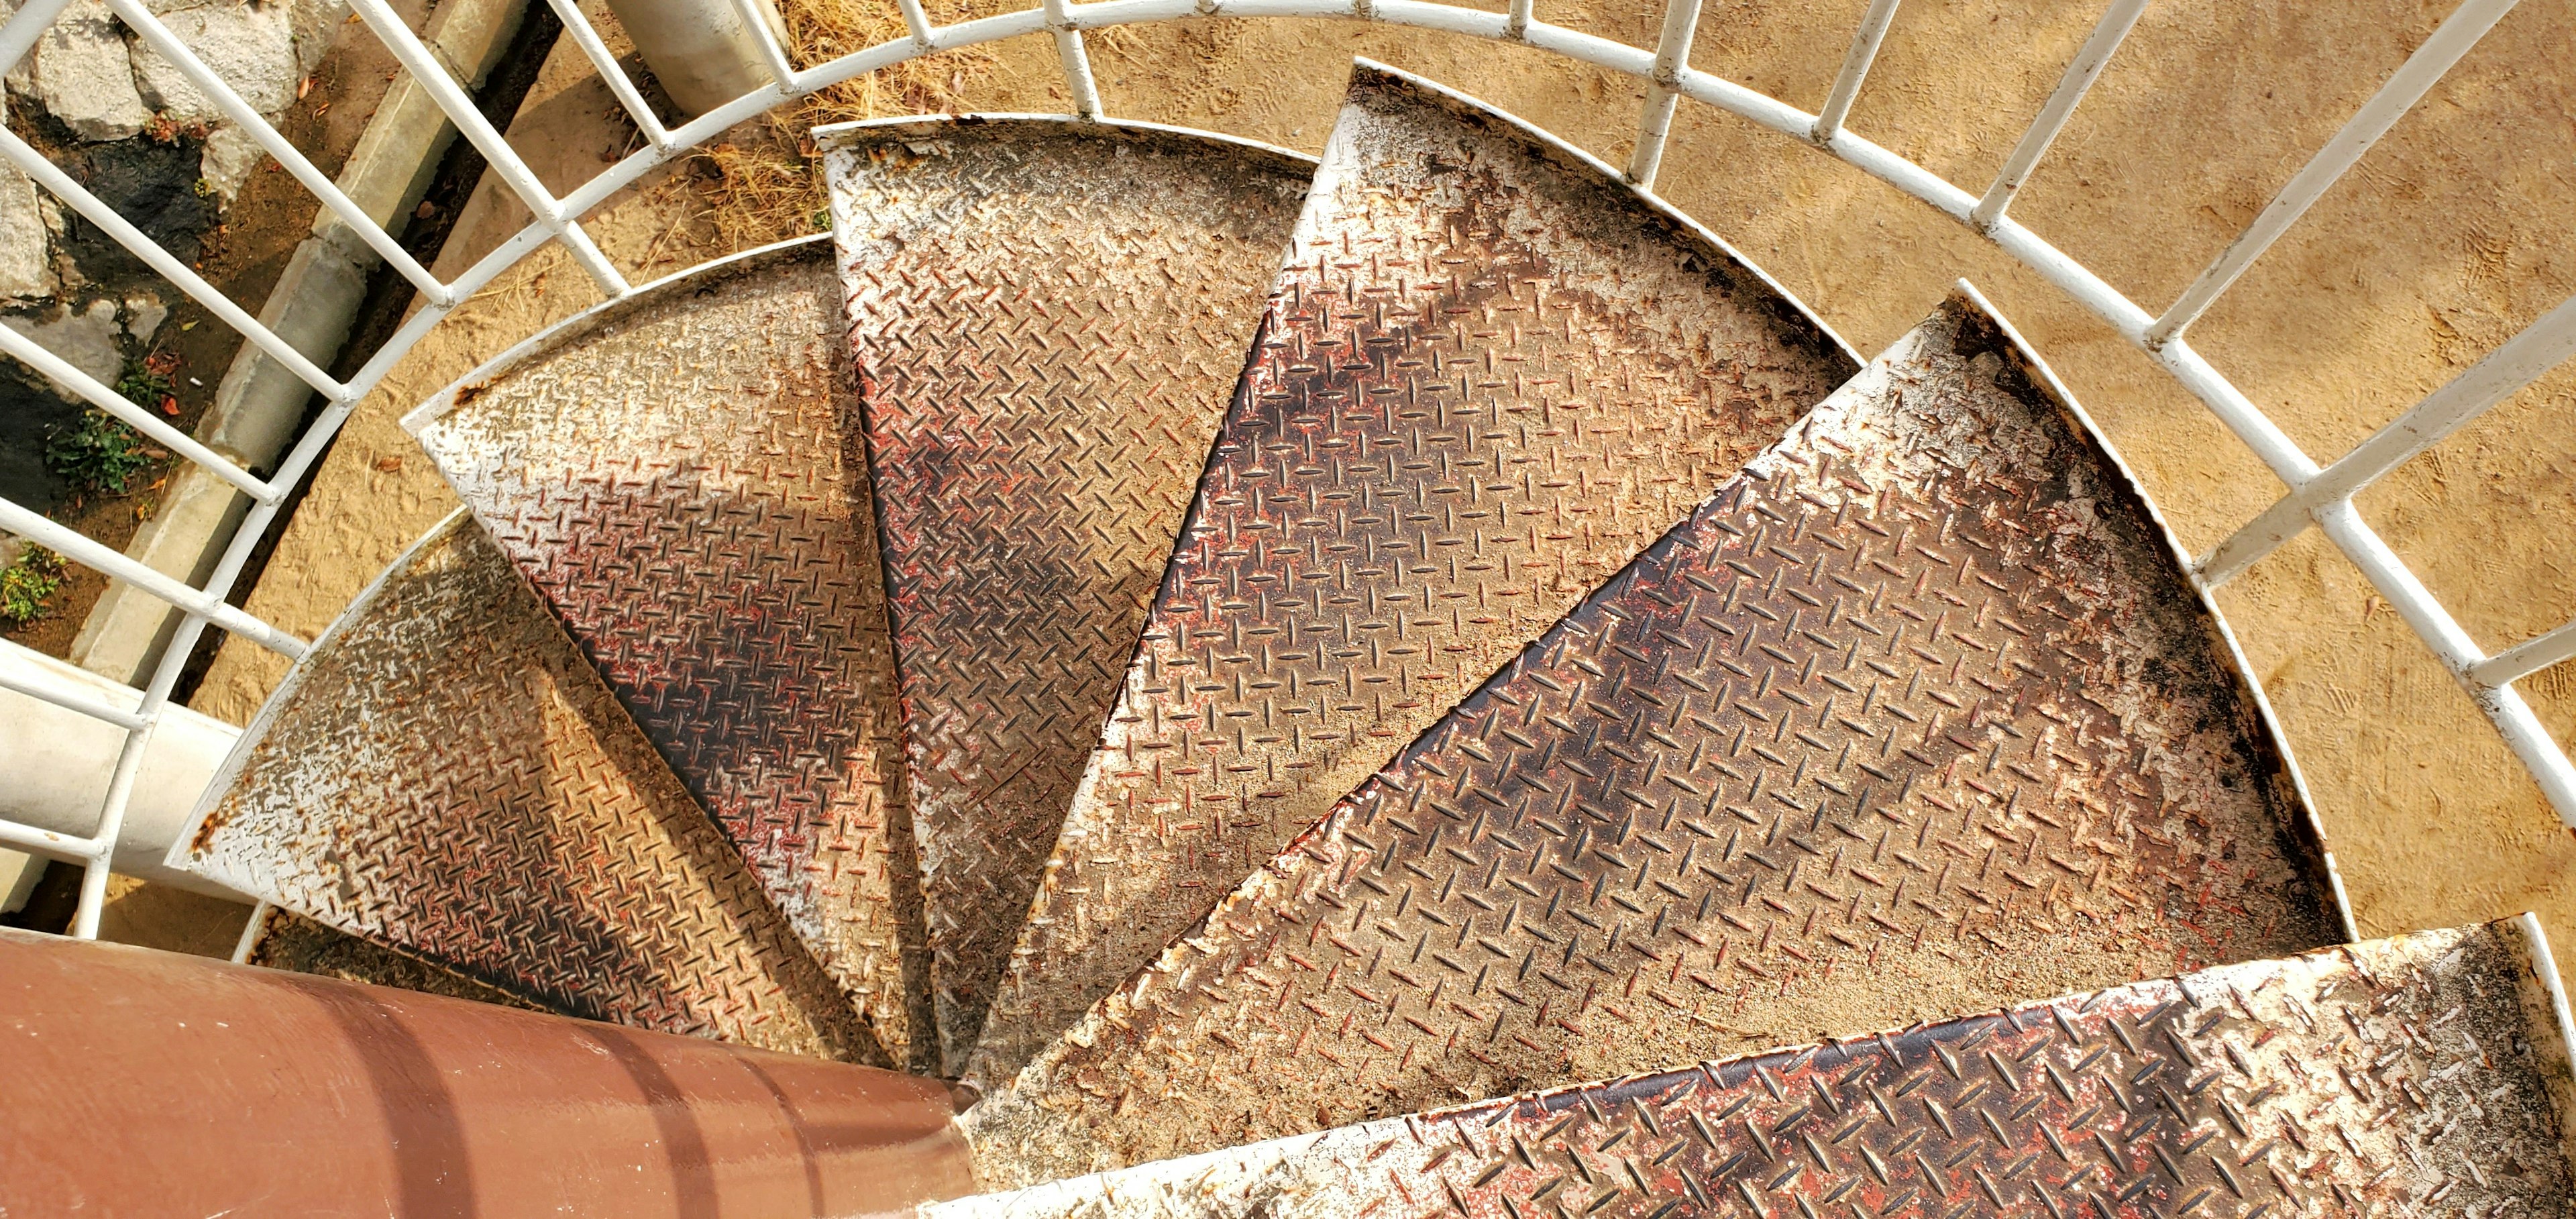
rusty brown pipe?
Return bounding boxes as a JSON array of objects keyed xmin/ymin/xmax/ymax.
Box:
[{"xmin": 0, "ymin": 928, "xmax": 977, "ymax": 1216}]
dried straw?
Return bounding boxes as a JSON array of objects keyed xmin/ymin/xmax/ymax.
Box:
[{"xmin": 697, "ymin": 0, "xmax": 998, "ymax": 250}]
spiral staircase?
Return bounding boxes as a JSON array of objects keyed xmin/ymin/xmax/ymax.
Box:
[{"xmin": 11, "ymin": 60, "xmax": 2576, "ymax": 1218}]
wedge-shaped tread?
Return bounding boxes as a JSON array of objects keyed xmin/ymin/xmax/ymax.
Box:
[
  {"xmin": 963, "ymin": 293, "xmax": 2344, "ymax": 1181},
  {"xmin": 971, "ymin": 62, "xmax": 1859, "ymax": 1080},
  {"xmin": 825, "ymin": 118, "xmax": 1311, "ymax": 1069},
  {"xmin": 175, "ymin": 513, "xmax": 877, "ymax": 1062},
  {"xmin": 944, "ymin": 921, "xmax": 2576, "ymax": 1219},
  {"xmin": 244, "ymin": 908, "xmax": 549, "ymax": 1011},
  {"xmin": 406, "ymin": 242, "xmax": 930, "ymax": 1066}
]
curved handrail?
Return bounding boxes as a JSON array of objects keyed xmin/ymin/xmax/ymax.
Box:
[{"xmin": 0, "ymin": 0, "xmax": 2567, "ymax": 941}]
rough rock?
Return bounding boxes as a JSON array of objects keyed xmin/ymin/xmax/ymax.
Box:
[
  {"xmin": 197, "ymin": 121, "xmax": 264, "ymax": 199},
  {"xmin": 26, "ymin": 0, "xmax": 152, "ymax": 142},
  {"xmin": 0, "ymin": 160, "xmax": 55, "ymax": 301},
  {"xmin": 3, "ymin": 297, "xmax": 129, "ymax": 384},
  {"xmin": 129, "ymin": 1, "xmax": 301, "ymax": 123},
  {"xmin": 285, "ymin": 0, "xmax": 347, "ymax": 74}
]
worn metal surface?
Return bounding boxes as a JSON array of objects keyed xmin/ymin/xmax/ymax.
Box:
[
  {"xmin": 942, "ymin": 920, "xmax": 2576, "ymax": 1219},
  {"xmin": 243, "ymin": 906, "xmax": 550, "ymax": 1012},
  {"xmin": 825, "ymin": 117, "xmax": 1312, "ymax": 1072},
  {"xmin": 963, "ymin": 294, "xmax": 2345, "ymax": 1182},
  {"xmin": 971, "ymin": 63, "xmax": 1858, "ymax": 1083},
  {"xmin": 0, "ymin": 927, "xmax": 977, "ymax": 1217},
  {"xmin": 407, "ymin": 240, "xmax": 932, "ymax": 1067},
  {"xmin": 174, "ymin": 512, "xmax": 879, "ymax": 1062}
]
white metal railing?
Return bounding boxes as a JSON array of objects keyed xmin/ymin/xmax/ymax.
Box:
[{"xmin": 0, "ymin": 0, "xmax": 2567, "ymax": 939}]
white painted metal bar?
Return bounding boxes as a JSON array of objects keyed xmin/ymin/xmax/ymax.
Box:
[
  {"xmin": 1810, "ymin": 0, "xmax": 1901, "ymax": 143},
  {"xmin": 1623, "ymin": 0, "xmax": 1703, "ymax": 188},
  {"xmin": 1970, "ymin": 0, "xmax": 2149, "ymax": 229},
  {"xmin": 71, "ymin": 712, "xmax": 156, "ymax": 936},
  {"xmin": 2316, "ymin": 500, "xmax": 2576, "ymax": 824},
  {"xmin": 0, "ymin": 323, "xmax": 273, "ymax": 501},
  {"xmin": 108, "ymin": 0, "xmax": 453, "ymax": 307},
  {"xmin": 343, "ymin": 0, "xmax": 633, "ymax": 297},
  {"xmin": 0, "ymin": 0, "xmax": 76, "ymax": 78},
  {"xmin": 0, "ymin": 128, "xmax": 349, "ymax": 400},
  {"xmin": 0, "ymin": 668, "xmax": 150, "ymax": 731},
  {"xmin": 1, "ymin": 0, "xmax": 2566, "ymax": 924},
  {"xmin": 1044, "ymin": 0, "xmax": 1104, "ymax": 119},
  {"xmin": 0, "ymin": 818, "xmax": 91, "ymax": 859},
  {"xmin": 540, "ymin": 0, "xmax": 674, "ymax": 149},
  {"xmin": 0, "ymin": 498, "xmax": 307, "ymax": 657},
  {"xmin": 2479, "ymin": 621, "xmax": 2576, "ymax": 688},
  {"xmin": 725, "ymin": 0, "xmax": 800, "ymax": 92},
  {"xmin": 231, "ymin": 900, "xmax": 272, "ymax": 963},
  {"xmin": 2200, "ymin": 289, "xmax": 2576, "ymax": 585},
  {"xmin": 2146, "ymin": 0, "xmax": 2520, "ymax": 347},
  {"xmin": 897, "ymin": 0, "xmax": 935, "ymax": 46}
]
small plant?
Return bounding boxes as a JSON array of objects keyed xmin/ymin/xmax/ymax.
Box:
[
  {"xmin": 44, "ymin": 409, "xmax": 157, "ymax": 495},
  {"xmin": 0, "ymin": 545, "xmax": 65, "ymax": 625},
  {"xmin": 117, "ymin": 351, "xmax": 180, "ymax": 417}
]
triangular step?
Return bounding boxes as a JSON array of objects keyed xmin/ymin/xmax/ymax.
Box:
[
  {"xmin": 241, "ymin": 906, "xmax": 551, "ymax": 1011},
  {"xmin": 961, "ymin": 290, "xmax": 2347, "ymax": 1182},
  {"xmin": 404, "ymin": 240, "xmax": 932, "ymax": 1067},
  {"xmin": 945, "ymin": 920, "xmax": 2576, "ymax": 1218},
  {"xmin": 969, "ymin": 61, "xmax": 1862, "ymax": 1081},
  {"xmin": 172, "ymin": 511, "xmax": 880, "ymax": 1062},
  {"xmin": 822, "ymin": 117, "xmax": 1313, "ymax": 1071}
]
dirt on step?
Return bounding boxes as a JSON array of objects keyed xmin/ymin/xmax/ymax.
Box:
[{"xmin": 193, "ymin": 0, "xmax": 2576, "ymax": 1012}]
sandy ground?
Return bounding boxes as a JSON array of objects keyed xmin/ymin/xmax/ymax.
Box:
[{"xmin": 175, "ymin": 0, "xmax": 2576, "ymax": 1009}]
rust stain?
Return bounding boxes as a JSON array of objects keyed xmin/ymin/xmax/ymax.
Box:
[
  {"xmin": 0, "ymin": 927, "xmax": 976, "ymax": 1216},
  {"xmin": 825, "ymin": 118, "xmax": 1312, "ymax": 1073},
  {"xmin": 174, "ymin": 512, "xmax": 880, "ymax": 1063},
  {"xmin": 969, "ymin": 62, "xmax": 1858, "ymax": 1085},
  {"xmin": 409, "ymin": 244, "xmax": 934, "ymax": 1068},
  {"xmin": 941, "ymin": 922, "xmax": 2576, "ymax": 1219},
  {"xmin": 963, "ymin": 293, "xmax": 2342, "ymax": 1183}
]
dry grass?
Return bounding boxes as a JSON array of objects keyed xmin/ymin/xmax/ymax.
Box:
[{"xmin": 697, "ymin": 0, "xmax": 1000, "ymax": 249}]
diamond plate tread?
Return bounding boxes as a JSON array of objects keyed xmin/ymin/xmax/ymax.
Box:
[
  {"xmin": 174, "ymin": 512, "xmax": 881, "ymax": 1062},
  {"xmin": 244, "ymin": 907, "xmax": 552, "ymax": 1011},
  {"xmin": 969, "ymin": 62, "xmax": 1860, "ymax": 1082},
  {"xmin": 405, "ymin": 241, "xmax": 932, "ymax": 1068},
  {"xmin": 824, "ymin": 118, "xmax": 1313, "ymax": 1071},
  {"xmin": 941, "ymin": 920, "xmax": 2576, "ymax": 1219},
  {"xmin": 960, "ymin": 291, "xmax": 2345, "ymax": 1183}
]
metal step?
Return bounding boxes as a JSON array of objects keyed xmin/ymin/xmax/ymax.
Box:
[
  {"xmin": 242, "ymin": 906, "xmax": 551, "ymax": 1011},
  {"xmin": 969, "ymin": 61, "xmax": 1862, "ymax": 1083},
  {"xmin": 960, "ymin": 290, "xmax": 2349, "ymax": 1183},
  {"xmin": 405, "ymin": 240, "xmax": 934, "ymax": 1067},
  {"xmin": 823, "ymin": 117, "xmax": 1313, "ymax": 1072},
  {"xmin": 939, "ymin": 920, "xmax": 2576, "ymax": 1219},
  {"xmin": 174, "ymin": 511, "xmax": 881, "ymax": 1062}
]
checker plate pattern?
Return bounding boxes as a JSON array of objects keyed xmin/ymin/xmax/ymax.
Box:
[
  {"xmin": 970, "ymin": 65, "xmax": 1858, "ymax": 1081},
  {"xmin": 942, "ymin": 922, "xmax": 2576, "ymax": 1219},
  {"xmin": 245, "ymin": 907, "xmax": 549, "ymax": 1011},
  {"xmin": 826, "ymin": 120, "xmax": 1311, "ymax": 1070},
  {"xmin": 410, "ymin": 245, "xmax": 932, "ymax": 1067},
  {"xmin": 177, "ymin": 515, "xmax": 878, "ymax": 1061},
  {"xmin": 963, "ymin": 296, "xmax": 2343, "ymax": 1181}
]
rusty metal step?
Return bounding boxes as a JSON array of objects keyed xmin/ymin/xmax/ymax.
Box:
[
  {"xmin": 823, "ymin": 117, "xmax": 1313, "ymax": 1072},
  {"xmin": 968, "ymin": 60, "xmax": 1862, "ymax": 1083},
  {"xmin": 959, "ymin": 290, "xmax": 2349, "ymax": 1183},
  {"xmin": 939, "ymin": 920, "xmax": 2576, "ymax": 1219},
  {"xmin": 173, "ymin": 511, "xmax": 881, "ymax": 1062},
  {"xmin": 404, "ymin": 240, "xmax": 934, "ymax": 1067},
  {"xmin": 241, "ymin": 906, "xmax": 551, "ymax": 1012}
]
